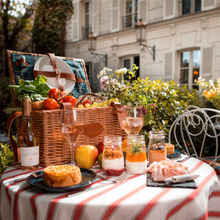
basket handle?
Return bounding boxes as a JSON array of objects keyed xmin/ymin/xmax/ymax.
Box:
[{"xmin": 7, "ymin": 111, "xmax": 22, "ymax": 162}]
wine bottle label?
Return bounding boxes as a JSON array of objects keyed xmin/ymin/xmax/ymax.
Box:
[{"xmin": 20, "ymin": 146, "xmax": 39, "ymax": 166}]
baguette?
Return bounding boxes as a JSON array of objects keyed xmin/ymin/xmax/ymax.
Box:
[{"xmin": 32, "ymin": 100, "xmax": 44, "ymax": 110}]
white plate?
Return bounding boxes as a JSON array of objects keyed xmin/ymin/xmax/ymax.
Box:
[{"xmin": 34, "ymin": 56, "xmax": 75, "ymax": 92}]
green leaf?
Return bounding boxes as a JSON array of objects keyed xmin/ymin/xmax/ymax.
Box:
[{"xmin": 144, "ymin": 111, "xmax": 152, "ymax": 125}]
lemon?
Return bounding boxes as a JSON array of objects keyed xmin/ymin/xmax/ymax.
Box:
[
  {"xmin": 113, "ymin": 98, "xmax": 119, "ymax": 102},
  {"xmin": 93, "ymin": 102, "xmax": 98, "ymax": 107},
  {"xmin": 78, "ymin": 104, "xmax": 84, "ymax": 108},
  {"xmin": 98, "ymin": 103, "xmax": 103, "ymax": 107},
  {"xmin": 102, "ymin": 103, "xmax": 107, "ymax": 107},
  {"xmin": 107, "ymin": 100, "xmax": 111, "ymax": 106},
  {"xmin": 85, "ymin": 103, "xmax": 91, "ymax": 108}
]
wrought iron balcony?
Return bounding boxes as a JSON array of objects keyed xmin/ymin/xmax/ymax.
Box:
[
  {"xmin": 122, "ymin": 13, "xmax": 137, "ymax": 30},
  {"xmin": 82, "ymin": 25, "xmax": 91, "ymax": 40}
]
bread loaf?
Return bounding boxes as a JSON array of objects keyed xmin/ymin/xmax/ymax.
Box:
[{"xmin": 43, "ymin": 165, "xmax": 82, "ymax": 187}]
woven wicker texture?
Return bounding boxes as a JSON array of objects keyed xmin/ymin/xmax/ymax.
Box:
[{"xmin": 17, "ymin": 107, "xmax": 127, "ymax": 167}]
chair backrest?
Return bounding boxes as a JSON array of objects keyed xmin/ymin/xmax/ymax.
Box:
[{"xmin": 168, "ymin": 106, "xmax": 220, "ymax": 168}]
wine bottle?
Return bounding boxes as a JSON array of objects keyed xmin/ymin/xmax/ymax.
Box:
[{"xmin": 18, "ymin": 98, "xmax": 39, "ymax": 170}]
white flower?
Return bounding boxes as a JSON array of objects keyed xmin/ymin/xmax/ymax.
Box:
[
  {"xmin": 115, "ymin": 68, "xmax": 127, "ymax": 74},
  {"xmin": 110, "ymin": 78, "xmax": 118, "ymax": 83}
]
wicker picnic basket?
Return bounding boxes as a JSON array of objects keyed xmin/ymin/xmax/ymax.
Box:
[
  {"xmin": 16, "ymin": 107, "xmax": 126, "ymax": 167},
  {"xmin": 7, "ymin": 50, "xmax": 126, "ymax": 167}
]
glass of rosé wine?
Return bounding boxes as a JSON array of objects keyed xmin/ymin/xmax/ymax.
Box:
[
  {"xmin": 121, "ymin": 106, "xmax": 144, "ymax": 135},
  {"xmin": 60, "ymin": 109, "xmax": 84, "ymax": 166}
]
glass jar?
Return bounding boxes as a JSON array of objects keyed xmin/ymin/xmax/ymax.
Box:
[
  {"xmin": 148, "ymin": 130, "xmax": 166, "ymax": 165},
  {"xmin": 126, "ymin": 134, "xmax": 147, "ymax": 174},
  {"xmin": 102, "ymin": 135, "xmax": 124, "ymax": 176}
]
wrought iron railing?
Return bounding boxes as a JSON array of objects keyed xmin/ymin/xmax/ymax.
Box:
[
  {"xmin": 179, "ymin": 0, "xmax": 201, "ymax": 16},
  {"xmin": 82, "ymin": 25, "xmax": 91, "ymax": 39},
  {"xmin": 122, "ymin": 13, "xmax": 137, "ymax": 30}
]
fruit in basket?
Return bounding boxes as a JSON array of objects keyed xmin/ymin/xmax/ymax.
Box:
[
  {"xmin": 82, "ymin": 100, "xmax": 93, "ymax": 107},
  {"xmin": 97, "ymin": 141, "xmax": 104, "ymax": 153},
  {"xmin": 44, "ymin": 98, "xmax": 58, "ymax": 110},
  {"xmin": 63, "ymin": 96, "xmax": 76, "ymax": 107},
  {"xmin": 76, "ymin": 145, "xmax": 98, "ymax": 169},
  {"xmin": 98, "ymin": 153, "xmax": 103, "ymax": 168},
  {"xmin": 48, "ymin": 88, "xmax": 60, "ymax": 99},
  {"xmin": 85, "ymin": 103, "xmax": 91, "ymax": 108}
]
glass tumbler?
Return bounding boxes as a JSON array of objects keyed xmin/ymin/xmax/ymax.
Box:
[
  {"xmin": 126, "ymin": 134, "xmax": 147, "ymax": 174},
  {"xmin": 102, "ymin": 135, "xmax": 124, "ymax": 176},
  {"xmin": 148, "ymin": 130, "xmax": 167, "ymax": 165}
]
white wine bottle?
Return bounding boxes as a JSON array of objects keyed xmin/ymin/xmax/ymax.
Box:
[{"xmin": 18, "ymin": 98, "xmax": 39, "ymax": 170}]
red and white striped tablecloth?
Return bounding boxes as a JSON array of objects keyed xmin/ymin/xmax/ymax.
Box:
[{"xmin": 1, "ymin": 158, "xmax": 220, "ymax": 220}]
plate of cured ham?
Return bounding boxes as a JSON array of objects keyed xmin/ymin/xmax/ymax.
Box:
[{"xmin": 146, "ymin": 159, "xmax": 197, "ymax": 188}]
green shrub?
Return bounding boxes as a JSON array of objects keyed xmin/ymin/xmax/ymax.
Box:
[
  {"xmin": 0, "ymin": 143, "xmax": 15, "ymax": 176},
  {"xmin": 0, "ymin": 76, "xmax": 17, "ymax": 135},
  {"xmin": 141, "ymin": 79, "xmax": 202, "ymax": 144}
]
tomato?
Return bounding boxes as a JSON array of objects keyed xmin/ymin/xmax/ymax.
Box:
[
  {"xmin": 58, "ymin": 91, "xmax": 68, "ymax": 102},
  {"xmin": 63, "ymin": 96, "xmax": 77, "ymax": 107},
  {"xmin": 48, "ymin": 88, "xmax": 60, "ymax": 99},
  {"xmin": 82, "ymin": 100, "xmax": 92, "ymax": 107},
  {"xmin": 44, "ymin": 98, "xmax": 58, "ymax": 110}
]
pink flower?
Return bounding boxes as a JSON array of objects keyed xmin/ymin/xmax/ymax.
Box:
[{"xmin": 100, "ymin": 76, "xmax": 109, "ymax": 90}]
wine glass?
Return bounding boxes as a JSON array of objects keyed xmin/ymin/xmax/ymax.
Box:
[
  {"xmin": 60, "ymin": 109, "xmax": 84, "ymax": 166},
  {"xmin": 120, "ymin": 106, "xmax": 144, "ymax": 135}
]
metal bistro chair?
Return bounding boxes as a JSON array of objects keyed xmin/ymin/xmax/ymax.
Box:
[{"xmin": 168, "ymin": 106, "xmax": 220, "ymax": 169}]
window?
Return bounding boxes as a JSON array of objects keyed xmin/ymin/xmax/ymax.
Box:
[
  {"xmin": 180, "ymin": 0, "xmax": 201, "ymax": 15},
  {"xmin": 82, "ymin": 1, "xmax": 91, "ymax": 39},
  {"xmin": 122, "ymin": 0, "xmax": 138, "ymax": 29},
  {"xmin": 180, "ymin": 50, "xmax": 200, "ymax": 89},
  {"xmin": 123, "ymin": 56, "xmax": 140, "ymax": 81}
]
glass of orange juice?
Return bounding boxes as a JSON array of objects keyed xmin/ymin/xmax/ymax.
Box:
[{"xmin": 126, "ymin": 134, "xmax": 147, "ymax": 174}]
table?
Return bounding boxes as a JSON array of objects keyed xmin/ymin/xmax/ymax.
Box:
[{"xmin": 1, "ymin": 158, "xmax": 220, "ymax": 220}]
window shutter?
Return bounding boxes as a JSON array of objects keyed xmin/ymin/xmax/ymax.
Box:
[
  {"xmin": 202, "ymin": 47, "xmax": 213, "ymax": 76},
  {"xmin": 202, "ymin": 0, "xmax": 215, "ymax": 11},
  {"xmin": 163, "ymin": 0, "xmax": 175, "ymax": 20},
  {"xmin": 72, "ymin": 2, "xmax": 79, "ymax": 41},
  {"xmin": 164, "ymin": 52, "xmax": 173, "ymax": 80},
  {"xmin": 138, "ymin": 0, "xmax": 148, "ymax": 24},
  {"xmin": 92, "ymin": 0, "xmax": 99, "ymax": 36},
  {"xmin": 92, "ymin": 62, "xmax": 100, "ymax": 93},
  {"xmin": 111, "ymin": 0, "xmax": 120, "ymax": 32}
]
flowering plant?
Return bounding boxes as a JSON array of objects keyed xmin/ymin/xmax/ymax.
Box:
[
  {"xmin": 97, "ymin": 64, "xmax": 151, "ymax": 107},
  {"xmin": 97, "ymin": 65, "xmax": 155, "ymax": 125},
  {"xmin": 195, "ymin": 77, "xmax": 220, "ymax": 110}
]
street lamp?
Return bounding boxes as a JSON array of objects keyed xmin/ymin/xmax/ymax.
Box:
[
  {"xmin": 135, "ymin": 19, "xmax": 155, "ymax": 61},
  {"xmin": 87, "ymin": 32, "xmax": 108, "ymax": 66}
]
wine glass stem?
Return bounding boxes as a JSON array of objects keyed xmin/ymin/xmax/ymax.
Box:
[{"xmin": 70, "ymin": 143, "xmax": 76, "ymax": 166}]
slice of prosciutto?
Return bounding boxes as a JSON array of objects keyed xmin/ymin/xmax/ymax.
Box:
[{"xmin": 147, "ymin": 159, "xmax": 188, "ymax": 182}]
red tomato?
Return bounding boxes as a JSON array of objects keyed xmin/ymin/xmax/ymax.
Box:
[
  {"xmin": 63, "ymin": 96, "xmax": 77, "ymax": 107},
  {"xmin": 48, "ymin": 88, "xmax": 60, "ymax": 99},
  {"xmin": 82, "ymin": 100, "xmax": 92, "ymax": 107},
  {"xmin": 58, "ymin": 91, "xmax": 68, "ymax": 102},
  {"xmin": 44, "ymin": 98, "xmax": 58, "ymax": 110}
]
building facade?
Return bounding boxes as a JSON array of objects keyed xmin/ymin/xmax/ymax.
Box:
[{"xmin": 65, "ymin": 0, "xmax": 220, "ymax": 93}]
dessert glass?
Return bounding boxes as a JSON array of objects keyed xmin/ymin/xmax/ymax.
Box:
[
  {"xmin": 148, "ymin": 130, "xmax": 167, "ymax": 165},
  {"xmin": 102, "ymin": 135, "xmax": 124, "ymax": 176},
  {"xmin": 126, "ymin": 134, "xmax": 147, "ymax": 174}
]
